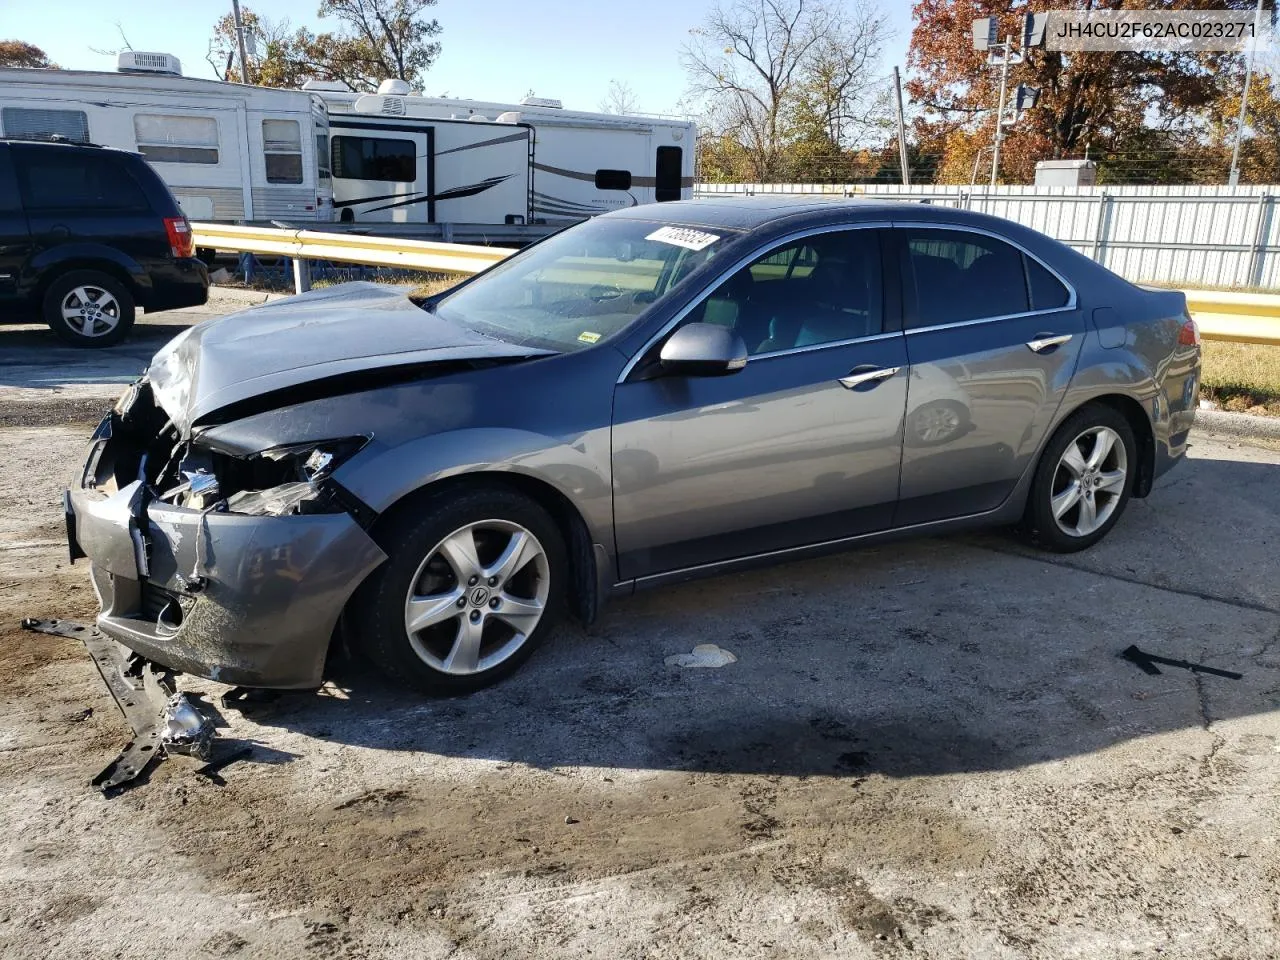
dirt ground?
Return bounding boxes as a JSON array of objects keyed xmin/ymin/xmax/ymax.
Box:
[{"xmin": 1, "ymin": 301, "xmax": 1278, "ymax": 959}]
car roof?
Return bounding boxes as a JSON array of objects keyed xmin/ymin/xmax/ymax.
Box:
[
  {"xmin": 604, "ymin": 194, "xmax": 1025, "ymax": 235},
  {"xmin": 0, "ymin": 137, "xmax": 138, "ymax": 157}
]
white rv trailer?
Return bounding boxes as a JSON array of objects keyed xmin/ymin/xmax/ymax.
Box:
[
  {"xmin": 0, "ymin": 53, "xmax": 333, "ymax": 222},
  {"xmin": 304, "ymin": 80, "xmax": 696, "ymax": 225}
]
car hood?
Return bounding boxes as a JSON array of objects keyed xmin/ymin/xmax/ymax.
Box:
[{"xmin": 148, "ymin": 283, "xmax": 552, "ymax": 435}]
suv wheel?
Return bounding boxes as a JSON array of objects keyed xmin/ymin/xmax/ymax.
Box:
[
  {"xmin": 43, "ymin": 270, "xmax": 136, "ymax": 347},
  {"xmin": 354, "ymin": 485, "xmax": 567, "ymax": 695}
]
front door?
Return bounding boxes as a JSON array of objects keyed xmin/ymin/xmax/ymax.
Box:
[
  {"xmin": 892, "ymin": 226, "xmax": 1087, "ymax": 525},
  {"xmin": 612, "ymin": 227, "xmax": 908, "ymax": 581}
]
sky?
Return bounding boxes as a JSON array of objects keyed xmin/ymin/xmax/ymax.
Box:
[{"xmin": 3, "ymin": 0, "xmax": 916, "ymax": 115}]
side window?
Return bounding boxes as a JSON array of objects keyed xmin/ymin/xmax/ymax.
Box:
[
  {"xmin": 687, "ymin": 229, "xmax": 883, "ymax": 356},
  {"xmin": 134, "ymin": 114, "xmax": 219, "ymax": 164},
  {"xmin": 902, "ymin": 229, "xmax": 1028, "ymax": 328},
  {"xmin": 655, "ymin": 145, "xmax": 682, "ymax": 202},
  {"xmin": 262, "ymin": 119, "xmax": 303, "ymax": 184},
  {"xmin": 331, "ymin": 136, "xmax": 416, "ymax": 182},
  {"xmin": 1026, "ymin": 256, "xmax": 1070, "ymax": 310},
  {"xmin": 2, "ymin": 107, "xmax": 90, "ymax": 143},
  {"xmin": 14, "ymin": 151, "xmax": 148, "ymax": 212}
]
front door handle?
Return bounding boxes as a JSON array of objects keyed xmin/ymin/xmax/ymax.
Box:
[
  {"xmin": 1026, "ymin": 333, "xmax": 1072, "ymax": 353},
  {"xmin": 839, "ymin": 365, "xmax": 901, "ymax": 389}
]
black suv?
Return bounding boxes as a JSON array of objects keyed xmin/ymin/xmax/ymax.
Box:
[{"xmin": 0, "ymin": 139, "xmax": 209, "ymax": 347}]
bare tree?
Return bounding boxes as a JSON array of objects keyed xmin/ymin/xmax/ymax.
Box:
[
  {"xmin": 599, "ymin": 79, "xmax": 640, "ymax": 114},
  {"xmin": 682, "ymin": 0, "xmax": 888, "ymax": 180},
  {"xmin": 89, "ymin": 22, "xmax": 134, "ymax": 59}
]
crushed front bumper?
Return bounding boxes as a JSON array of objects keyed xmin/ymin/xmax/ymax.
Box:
[{"xmin": 67, "ymin": 424, "xmax": 386, "ymax": 689}]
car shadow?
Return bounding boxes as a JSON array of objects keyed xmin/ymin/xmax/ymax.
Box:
[
  {"xmin": 218, "ymin": 448, "xmax": 1280, "ymax": 782},
  {"xmin": 0, "ymin": 321, "xmax": 193, "ymax": 390}
]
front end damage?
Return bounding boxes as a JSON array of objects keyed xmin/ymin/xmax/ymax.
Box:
[{"xmin": 65, "ymin": 379, "xmax": 387, "ymax": 690}]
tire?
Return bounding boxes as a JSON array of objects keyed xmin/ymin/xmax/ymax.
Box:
[
  {"xmin": 353, "ymin": 484, "xmax": 568, "ymax": 695},
  {"xmin": 43, "ymin": 270, "xmax": 136, "ymax": 347},
  {"xmin": 1021, "ymin": 402, "xmax": 1137, "ymax": 553}
]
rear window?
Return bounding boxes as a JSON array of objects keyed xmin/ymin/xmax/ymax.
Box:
[
  {"xmin": 14, "ymin": 150, "xmax": 150, "ymax": 212},
  {"xmin": 902, "ymin": 229, "xmax": 1029, "ymax": 327}
]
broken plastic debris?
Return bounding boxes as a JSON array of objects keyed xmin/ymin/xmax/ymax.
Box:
[
  {"xmin": 160, "ymin": 693, "xmax": 216, "ymax": 761},
  {"xmin": 225, "ymin": 481, "xmax": 317, "ymax": 516},
  {"xmin": 664, "ymin": 644, "xmax": 738, "ymax": 669}
]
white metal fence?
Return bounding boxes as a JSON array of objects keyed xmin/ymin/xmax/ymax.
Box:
[{"xmin": 694, "ymin": 183, "xmax": 1280, "ymax": 289}]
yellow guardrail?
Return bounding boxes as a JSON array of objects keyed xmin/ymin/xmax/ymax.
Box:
[
  {"xmin": 191, "ymin": 222, "xmax": 511, "ymax": 276},
  {"xmin": 194, "ymin": 223, "xmax": 1280, "ymax": 346},
  {"xmin": 1182, "ymin": 290, "xmax": 1280, "ymax": 346}
]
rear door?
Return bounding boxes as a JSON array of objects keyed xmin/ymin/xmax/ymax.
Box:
[
  {"xmin": 12, "ymin": 145, "xmax": 163, "ymax": 268},
  {"xmin": 892, "ymin": 225, "xmax": 1086, "ymax": 525},
  {"xmin": 0, "ymin": 146, "xmax": 31, "ymax": 304}
]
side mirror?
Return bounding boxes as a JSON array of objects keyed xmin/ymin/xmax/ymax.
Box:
[{"xmin": 659, "ymin": 323, "xmax": 748, "ymax": 377}]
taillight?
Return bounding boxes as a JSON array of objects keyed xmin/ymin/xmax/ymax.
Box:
[
  {"xmin": 1178, "ymin": 316, "xmax": 1200, "ymax": 347},
  {"xmin": 163, "ymin": 217, "xmax": 194, "ymax": 259}
]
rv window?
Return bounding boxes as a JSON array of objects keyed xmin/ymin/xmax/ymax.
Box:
[
  {"xmin": 15, "ymin": 151, "xmax": 148, "ymax": 212},
  {"xmin": 331, "ymin": 136, "xmax": 416, "ymax": 182},
  {"xmin": 262, "ymin": 119, "xmax": 304, "ymax": 184},
  {"xmin": 316, "ymin": 133, "xmax": 331, "ymax": 180},
  {"xmin": 655, "ymin": 146, "xmax": 682, "ymax": 202},
  {"xmin": 2, "ymin": 107, "xmax": 90, "ymax": 144},
  {"xmin": 594, "ymin": 169, "xmax": 632, "ymax": 191},
  {"xmin": 134, "ymin": 114, "xmax": 219, "ymax": 165}
]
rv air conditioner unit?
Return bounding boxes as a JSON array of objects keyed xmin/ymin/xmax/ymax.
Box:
[
  {"xmin": 520, "ymin": 96, "xmax": 563, "ymax": 109},
  {"xmin": 302, "ymin": 79, "xmax": 354, "ymax": 92},
  {"xmin": 377, "ymin": 79, "xmax": 413, "ymax": 96},
  {"xmin": 117, "ymin": 51, "xmax": 182, "ymax": 76}
]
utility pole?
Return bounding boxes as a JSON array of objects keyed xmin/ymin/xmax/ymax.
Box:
[
  {"xmin": 893, "ymin": 66, "xmax": 911, "ymax": 186},
  {"xmin": 231, "ymin": 0, "xmax": 252, "ymax": 85},
  {"xmin": 1228, "ymin": 0, "xmax": 1265, "ymax": 186},
  {"xmin": 990, "ymin": 35, "xmax": 1012, "ymax": 188}
]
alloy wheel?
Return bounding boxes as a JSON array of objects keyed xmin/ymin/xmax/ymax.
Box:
[
  {"xmin": 403, "ymin": 519, "xmax": 550, "ymax": 675},
  {"xmin": 1050, "ymin": 425, "xmax": 1128, "ymax": 537},
  {"xmin": 60, "ymin": 285, "xmax": 121, "ymax": 338}
]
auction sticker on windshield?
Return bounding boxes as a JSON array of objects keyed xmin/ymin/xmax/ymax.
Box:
[{"xmin": 646, "ymin": 226, "xmax": 721, "ymax": 251}]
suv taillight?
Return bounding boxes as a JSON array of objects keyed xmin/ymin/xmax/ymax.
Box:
[
  {"xmin": 163, "ymin": 217, "xmax": 194, "ymax": 259},
  {"xmin": 1178, "ymin": 316, "xmax": 1200, "ymax": 347}
]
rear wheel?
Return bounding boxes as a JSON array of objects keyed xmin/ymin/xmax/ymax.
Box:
[
  {"xmin": 355, "ymin": 485, "xmax": 567, "ymax": 695},
  {"xmin": 1022, "ymin": 403, "xmax": 1137, "ymax": 552},
  {"xmin": 43, "ymin": 270, "xmax": 136, "ymax": 347}
]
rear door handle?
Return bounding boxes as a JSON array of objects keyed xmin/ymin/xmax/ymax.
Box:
[
  {"xmin": 839, "ymin": 365, "xmax": 901, "ymax": 389},
  {"xmin": 1026, "ymin": 333, "xmax": 1072, "ymax": 353}
]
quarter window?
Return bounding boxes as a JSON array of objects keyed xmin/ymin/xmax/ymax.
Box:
[
  {"xmin": 15, "ymin": 151, "xmax": 148, "ymax": 212},
  {"xmin": 2, "ymin": 107, "xmax": 90, "ymax": 143},
  {"xmin": 902, "ymin": 229, "xmax": 1029, "ymax": 328},
  {"xmin": 262, "ymin": 119, "xmax": 304, "ymax": 184},
  {"xmin": 655, "ymin": 145, "xmax": 682, "ymax": 202},
  {"xmin": 134, "ymin": 114, "xmax": 219, "ymax": 164},
  {"xmin": 1026, "ymin": 256, "xmax": 1070, "ymax": 310},
  {"xmin": 688, "ymin": 229, "xmax": 883, "ymax": 355},
  {"xmin": 331, "ymin": 135, "xmax": 416, "ymax": 182}
]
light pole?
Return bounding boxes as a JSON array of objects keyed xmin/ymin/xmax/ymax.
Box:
[
  {"xmin": 231, "ymin": 0, "xmax": 252, "ymax": 85},
  {"xmin": 990, "ymin": 35, "xmax": 1013, "ymax": 188},
  {"xmin": 972, "ymin": 14, "xmax": 1046, "ymax": 187},
  {"xmin": 1228, "ymin": 0, "xmax": 1266, "ymax": 186}
]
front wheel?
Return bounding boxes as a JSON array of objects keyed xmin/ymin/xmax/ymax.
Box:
[
  {"xmin": 1021, "ymin": 403, "xmax": 1137, "ymax": 553},
  {"xmin": 354, "ymin": 485, "xmax": 567, "ymax": 695}
]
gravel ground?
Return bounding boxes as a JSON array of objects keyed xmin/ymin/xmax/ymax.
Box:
[{"xmin": 1, "ymin": 301, "xmax": 1277, "ymax": 959}]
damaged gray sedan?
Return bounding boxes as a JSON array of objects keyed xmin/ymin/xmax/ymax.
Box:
[{"xmin": 65, "ymin": 198, "xmax": 1200, "ymax": 694}]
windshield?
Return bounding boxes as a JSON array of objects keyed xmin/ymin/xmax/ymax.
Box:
[{"xmin": 433, "ymin": 218, "xmax": 735, "ymax": 351}]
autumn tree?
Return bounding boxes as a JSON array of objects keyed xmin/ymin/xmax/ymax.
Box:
[
  {"xmin": 208, "ymin": 0, "xmax": 441, "ymax": 91},
  {"xmin": 906, "ymin": 0, "xmax": 1257, "ymax": 184},
  {"xmin": 682, "ymin": 0, "xmax": 889, "ymax": 181},
  {"xmin": 0, "ymin": 40, "xmax": 55, "ymax": 69}
]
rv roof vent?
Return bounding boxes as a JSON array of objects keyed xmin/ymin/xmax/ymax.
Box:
[
  {"xmin": 468, "ymin": 114, "xmax": 489, "ymax": 122},
  {"xmin": 377, "ymin": 79, "xmax": 413, "ymax": 96},
  {"xmin": 381, "ymin": 97, "xmax": 407, "ymax": 116},
  {"xmin": 495, "ymin": 111, "xmax": 522, "ymax": 124},
  {"xmin": 118, "ymin": 51, "xmax": 182, "ymax": 76},
  {"xmin": 520, "ymin": 96, "xmax": 563, "ymax": 109},
  {"xmin": 302, "ymin": 79, "xmax": 354, "ymax": 92}
]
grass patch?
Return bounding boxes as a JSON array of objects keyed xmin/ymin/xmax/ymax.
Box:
[
  {"xmin": 1201, "ymin": 340, "xmax": 1280, "ymax": 416},
  {"xmin": 1141, "ymin": 280, "xmax": 1280, "ymax": 294}
]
